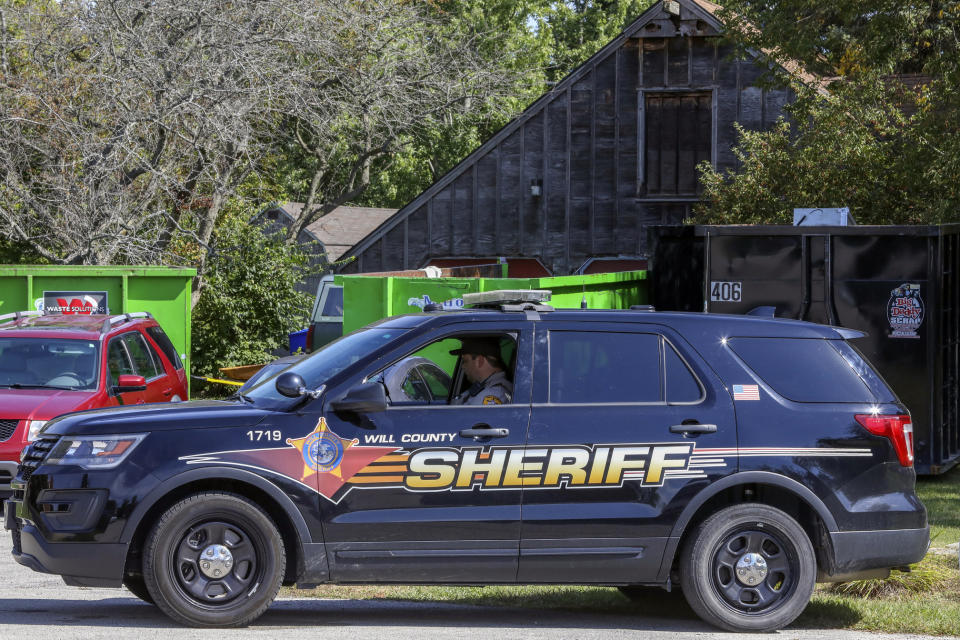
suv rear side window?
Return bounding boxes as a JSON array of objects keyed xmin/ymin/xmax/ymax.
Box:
[
  {"xmin": 107, "ymin": 339, "xmax": 135, "ymax": 386},
  {"xmin": 728, "ymin": 337, "xmax": 874, "ymax": 403},
  {"xmin": 146, "ymin": 326, "xmax": 183, "ymax": 370},
  {"xmin": 321, "ymin": 287, "xmax": 343, "ymax": 317},
  {"xmin": 122, "ymin": 332, "xmax": 160, "ymax": 379},
  {"xmin": 665, "ymin": 342, "xmax": 703, "ymax": 403},
  {"xmin": 549, "ymin": 331, "xmax": 661, "ymax": 403}
]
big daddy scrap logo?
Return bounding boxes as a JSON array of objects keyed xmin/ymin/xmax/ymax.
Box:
[
  {"xmin": 180, "ymin": 419, "xmax": 872, "ymax": 503},
  {"xmin": 887, "ymin": 283, "xmax": 924, "ymax": 339}
]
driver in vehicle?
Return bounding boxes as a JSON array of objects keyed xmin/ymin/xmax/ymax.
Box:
[{"xmin": 450, "ymin": 337, "xmax": 512, "ymax": 405}]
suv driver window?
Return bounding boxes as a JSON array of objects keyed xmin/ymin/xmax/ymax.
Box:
[
  {"xmin": 400, "ymin": 371, "xmax": 432, "ymax": 403},
  {"xmin": 419, "ymin": 364, "xmax": 452, "ymax": 401},
  {"xmin": 373, "ymin": 354, "xmax": 453, "ymax": 406},
  {"xmin": 374, "ymin": 335, "xmax": 516, "ymax": 406}
]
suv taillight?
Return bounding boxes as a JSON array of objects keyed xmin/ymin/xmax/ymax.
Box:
[
  {"xmin": 304, "ymin": 326, "xmax": 314, "ymax": 353},
  {"xmin": 855, "ymin": 413, "xmax": 914, "ymax": 467}
]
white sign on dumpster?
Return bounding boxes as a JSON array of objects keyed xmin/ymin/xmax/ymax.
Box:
[{"xmin": 793, "ymin": 207, "xmax": 854, "ymax": 226}]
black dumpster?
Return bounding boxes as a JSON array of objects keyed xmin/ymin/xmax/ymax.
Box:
[{"xmin": 650, "ymin": 224, "xmax": 960, "ymax": 475}]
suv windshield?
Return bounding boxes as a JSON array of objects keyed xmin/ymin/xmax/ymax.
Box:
[
  {"xmin": 244, "ymin": 328, "xmax": 408, "ymax": 402},
  {"xmin": 0, "ymin": 338, "xmax": 100, "ymax": 391}
]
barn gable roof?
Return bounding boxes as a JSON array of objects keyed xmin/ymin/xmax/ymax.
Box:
[
  {"xmin": 337, "ymin": 0, "xmax": 817, "ymax": 271},
  {"xmin": 338, "ymin": 1, "xmax": 728, "ymax": 266}
]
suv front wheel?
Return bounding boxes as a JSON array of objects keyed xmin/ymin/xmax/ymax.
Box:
[
  {"xmin": 679, "ymin": 503, "xmax": 816, "ymax": 632},
  {"xmin": 143, "ymin": 492, "xmax": 285, "ymax": 627}
]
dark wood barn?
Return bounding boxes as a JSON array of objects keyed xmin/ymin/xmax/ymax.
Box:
[{"xmin": 340, "ymin": 0, "xmax": 799, "ymax": 277}]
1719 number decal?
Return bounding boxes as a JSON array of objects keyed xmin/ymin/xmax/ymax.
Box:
[
  {"xmin": 710, "ymin": 281, "xmax": 742, "ymax": 302},
  {"xmin": 247, "ymin": 430, "xmax": 282, "ymax": 441}
]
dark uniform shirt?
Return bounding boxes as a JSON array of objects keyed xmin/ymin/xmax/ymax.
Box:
[{"xmin": 453, "ymin": 371, "xmax": 512, "ymax": 405}]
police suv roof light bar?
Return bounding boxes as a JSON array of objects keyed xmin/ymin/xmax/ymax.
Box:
[{"xmin": 462, "ymin": 289, "xmax": 554, "ymax": 312}]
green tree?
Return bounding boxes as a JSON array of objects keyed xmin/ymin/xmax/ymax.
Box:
[
  {"xmin": 694, "ymin": 1, "xmax": 960, "ymax": 225},
  {"xmin": 190, "ymin": 210, "xmax": 314, "ymax": 397},
  {"xmin": 0, "ymin": 236, "xmax": 45, "ymax": 264},
  {"xmin": 536, "ymin": 0, "xmax": 656, "ymax": 82},
  {"xmin": 352, "ymin": 0, "xmax": 553, "ymax": 208},
  {"xmin": 355, "ymin": 0, "xmax": 658, "ymax": 208},
  {"xmin": 713, "ymin": 1, "xmax": 960, "ymax": 78}
]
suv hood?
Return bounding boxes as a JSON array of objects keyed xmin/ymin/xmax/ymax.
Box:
[
  {"xmin": 0, "ymin": 388, "xmax": 97, "ymax": 421},
  {"xmin": 42, "ymin": 400, "xmax": 272, "ymax": 437}
]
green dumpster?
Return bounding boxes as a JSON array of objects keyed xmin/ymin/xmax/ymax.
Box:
[
  {"xmin": 336, "ymin": 270, "xmax": 647, "ymax": 335},
  {"xmin": 0, "ymin": 265, "xmax": 196, "ymax": 383}
]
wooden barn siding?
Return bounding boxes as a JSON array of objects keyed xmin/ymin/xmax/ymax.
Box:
[{"xmin": 346, "ymin": 35, "xmax": 794, "ymax": 275}]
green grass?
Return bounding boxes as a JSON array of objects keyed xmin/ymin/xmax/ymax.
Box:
[
  {"xmin": 828, "ymin": 553, "xmax": 955, "ymax": 598},
  {"xmin": 285, "ymin": 556, "xmax": 960, "ymax": 635},
  {"xmin": 286, "ymin": 466, "xmax": 960, "ymax": 633},
  {"xmin": 286, "ymin": 554, "xmax": 960, "ymax": 634},
  {"xmin": 800, "ymin": 554, "xmax": 960, "ymax": 635},
  {"xmin": 917, "ymin": 464, "xmax": 960, "ymax": 546}
]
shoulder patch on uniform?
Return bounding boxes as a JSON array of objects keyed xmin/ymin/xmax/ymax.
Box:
[{"xmin": 482, "ymin": 395, "xmax": 503, "ymax": 405}]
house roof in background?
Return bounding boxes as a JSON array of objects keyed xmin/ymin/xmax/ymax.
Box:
[{"xmin": 270, "ymin": 203, "xmax": 398, "ymax": 261}]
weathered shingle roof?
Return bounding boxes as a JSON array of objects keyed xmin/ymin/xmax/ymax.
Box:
[{"xmin": 269, "ymin": 203, "xmax": 398, "ymax": 262}]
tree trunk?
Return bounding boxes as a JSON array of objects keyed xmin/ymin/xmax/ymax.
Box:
[{"xmin": 190, "ymin": 192, "xmax": 225, "ymax": 309}]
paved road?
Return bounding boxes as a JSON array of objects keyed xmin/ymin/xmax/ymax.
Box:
[{"xmin": 0, "ymin": 530, "xmax": 954, "ymax": 640}]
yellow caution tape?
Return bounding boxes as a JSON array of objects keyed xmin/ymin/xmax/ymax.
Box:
[{"xmin": 191, "ymin": 375, "xmax": 244, "ymax": 387}]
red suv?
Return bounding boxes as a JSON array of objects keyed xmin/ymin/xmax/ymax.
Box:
[{"xmin": 0, "ymin": 311, "xmax": 187, "ymax": 497}]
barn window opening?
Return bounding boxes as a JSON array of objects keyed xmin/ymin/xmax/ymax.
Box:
[{"xmin": 641, "ymin": 92, "xmax": 712, "ymax": 196}]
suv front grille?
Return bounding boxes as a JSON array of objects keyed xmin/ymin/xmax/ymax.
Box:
[
  {"xmin": 18, "ymin": 436, "xmax": 59, "ymax": 484},
  {"xmin": 0, "ymin": 419, "xmax": 18, "ymax": 442}
]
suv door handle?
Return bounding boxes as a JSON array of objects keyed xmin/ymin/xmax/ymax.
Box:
[
  {"xmin": 459, "ymin": 426, "xmax": 510, "ymax": 440},
  {"xmin": 669, "ymin": 423, "xmax": 717, "ymax": 435}
]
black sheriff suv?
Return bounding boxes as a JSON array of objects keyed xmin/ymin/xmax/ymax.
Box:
[{"xmin": 5, "ymin": 291, "xmax": 928, "ymax": 632}]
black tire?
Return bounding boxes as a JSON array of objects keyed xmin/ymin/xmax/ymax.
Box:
[
  {"xmin": 142, "ymin": 492, "xmax": 285, "ymax": 627},
  {"xmin": 679, "ymin": 504, "xmax": 816, "ymax": 632},
  {"xmin": 123, "ymin": 575, "xmax": 155, "ymax": 604}
]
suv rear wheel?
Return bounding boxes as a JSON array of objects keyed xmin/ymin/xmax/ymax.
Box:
[
  {"xmin": 679, "ymin": 504, "xmax": 815, "ymax": 632},
  {"xmin": 143, "ymin": 492, "xmax": 284, "ymax": 627}
]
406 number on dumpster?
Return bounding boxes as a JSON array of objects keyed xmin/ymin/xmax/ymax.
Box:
[{"xmin": 710, "ymin": 281, "xmax": 742, "ymax": 302}]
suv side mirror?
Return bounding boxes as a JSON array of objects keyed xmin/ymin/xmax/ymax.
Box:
[
  {"xmin": 114, "ymin": 374, "xmax": 147, "ymax": 393},
  {"xmin": 330, "ymin": 382, "xmax": 387, "ymax": 414},
  {"xmin": 275, "ymin": 372, "xmax": 308, "ymax": 398}
]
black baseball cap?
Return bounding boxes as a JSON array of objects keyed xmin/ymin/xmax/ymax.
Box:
[{"xmin": 450, "ymin": 337, "xmax": 502, "ymax": 360}]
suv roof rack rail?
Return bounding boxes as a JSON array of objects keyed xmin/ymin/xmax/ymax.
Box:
[
  {"xmin": 630, "ymin": 305, "xmax": 656, "ymax": 312},
  {"xmin": 0, "ymin": 310, "xmax": 43, "ymax": 324},
  {"xmin": 101, "ymin": 311, "xmax": 154, "ymax": 333}
]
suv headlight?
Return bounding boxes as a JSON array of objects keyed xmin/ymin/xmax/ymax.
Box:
[
  {"xmin": 27, "ymin": 420, "xmax": 47, "ymax": 442},
  {"xmin": 45, "ymin": 434, "xmax": 147, "ymax": 469}
]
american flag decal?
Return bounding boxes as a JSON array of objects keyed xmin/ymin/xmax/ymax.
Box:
[{"xmin": 733, "ymin": 384, "xmax": 760, "ymax": 400}]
